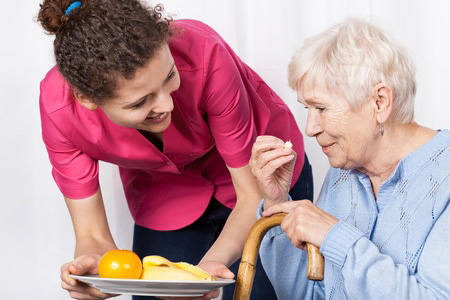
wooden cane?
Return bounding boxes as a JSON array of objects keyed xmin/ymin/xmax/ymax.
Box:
[{"xmin": 233, "ymin": 213, "xmax": 324, "ymax": 300}]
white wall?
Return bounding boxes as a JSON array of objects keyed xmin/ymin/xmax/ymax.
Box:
[{"xmin": 0, "ymin": 0, "xmax": 448, "ymax": 298}]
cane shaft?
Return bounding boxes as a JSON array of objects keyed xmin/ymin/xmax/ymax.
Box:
[{"xmin": 233, "ymin": 213, "xmax": 324, "ymax": 300}]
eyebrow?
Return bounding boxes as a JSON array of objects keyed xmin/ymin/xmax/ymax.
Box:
[
  {"xmin": 301, "ymin": 97, "xmax": 322, "ymax": 106},
  {"xmin": 162, "ymin": 63, "xmax": 176, "ymax": 84},
  {"xmin": 302, "ymin": 89, "xmax": 332, "ymax": 104},
  {"xmin": 127, "ymin": 63, "xmax": 175, "ymax": 107}
]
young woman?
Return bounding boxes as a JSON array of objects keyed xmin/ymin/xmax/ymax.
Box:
[{"xmin": 37, "ymin": 0, "xmax": 313, "ymax": 299}]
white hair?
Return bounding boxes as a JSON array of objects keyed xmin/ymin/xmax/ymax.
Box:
[{"xmin": 288, "ymin": 18, "xmax": 416, "ymax": 124}]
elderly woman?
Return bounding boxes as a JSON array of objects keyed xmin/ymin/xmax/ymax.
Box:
[{"xmin": 250, "ymin": 18, "xmax": 450, "ymax": 299}]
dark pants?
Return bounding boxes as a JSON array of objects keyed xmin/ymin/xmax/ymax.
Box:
[{"xmin": 132, "ymin": 155, "xmax": 313, "ymax": 300}]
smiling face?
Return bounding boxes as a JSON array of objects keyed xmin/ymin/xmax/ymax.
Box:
[
  {"xmin": 297, "ymin": 77, "xmax": 378, "ymax": 170},
  {"xmin": 97, "ymin": 44, "xmax": 180, "ymax": 133}
]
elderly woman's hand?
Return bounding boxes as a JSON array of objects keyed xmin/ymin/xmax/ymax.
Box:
[
  {"xmin": 263, "ymin": 201, "xmax": 338, "ymax": 249},
  {"xmin": 250, "ymin": 136, "xmax": 296, "ymax": 210}
]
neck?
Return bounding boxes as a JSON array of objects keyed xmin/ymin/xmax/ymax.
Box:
[
  {"xmin": 139, "ymin": 130, "xmax": 164, "ymax": 151},
  {"xmin": 357, "ymin": 123, "xmax": 435, "ymax": 195}
]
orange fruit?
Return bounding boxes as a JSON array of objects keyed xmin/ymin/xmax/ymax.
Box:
[{"xmin": 98, "ymin": 249, "xmax": 143, "ymax": 279}]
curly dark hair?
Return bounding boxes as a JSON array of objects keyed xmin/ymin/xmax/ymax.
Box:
[{"xmin": 38, "ymin": 0, "xmax": 173, "ymax": 104}]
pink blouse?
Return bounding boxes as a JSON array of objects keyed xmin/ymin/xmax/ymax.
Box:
[{"xmin": 40, "ymin": 20, "xmax": 304, "ymax": 230}]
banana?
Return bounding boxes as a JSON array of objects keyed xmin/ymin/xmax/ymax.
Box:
[
  {"xmin": 140, "ymin": 255, "xmax": 215, "ymax": 281},
  {"xmin": 141, "ymin": 266, "xmax": 204, "ymax": 280},
  {"xmin": 142, "ymin": 255, "xmax": 177, "ymax": 268},
  {"xmin": 173, "ymin": 262, "xmax": 215, "ymax": 280}
]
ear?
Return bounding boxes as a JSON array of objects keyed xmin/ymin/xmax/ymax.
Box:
[
  {"xmin": 73, "ymin": 90, "xmax": 99, "ymax": 111},
  {"xmin": 371, "ymin": 83, "xmax": 393, "ymax": 123}
]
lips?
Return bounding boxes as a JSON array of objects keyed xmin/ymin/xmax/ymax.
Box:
[
  {"xmin": 320, "ymin": 143, "xmax": 334, "ymax": 148},
  {"xmin": 320, "ymin": 142, "xmax": 335, "ymax": 153},
  {"xmin": 145, "ymin": 112, "xmax": 169, "ymax": 124}
]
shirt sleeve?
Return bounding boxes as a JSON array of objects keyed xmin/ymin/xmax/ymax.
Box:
[
  {"xmin": 201, "ymin": 37, "xmax": 257, "ymax": 168},
  {"xmin": 40, "ymin": 93, "xmax": 99, "ymax": 199},
  {"xmin": 256, "ymin": 168, "xmax": 336, "ymax": 299},
  {"xmin": 320, "ymin": 183, "xmax": 450, "ymax": 299}
]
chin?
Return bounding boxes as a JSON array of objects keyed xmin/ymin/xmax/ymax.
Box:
[
  {"xmin": 327, "ymin": 156, "xmax": 346, "ymax": 169},
  {"xmin": 141, "ymin": 118, "xmax": 171, "ymax": 133}
]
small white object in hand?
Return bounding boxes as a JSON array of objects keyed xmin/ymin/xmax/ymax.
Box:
[{"xmin": 284, "ymin": 141, "xmax": 293, "ymax": 149}]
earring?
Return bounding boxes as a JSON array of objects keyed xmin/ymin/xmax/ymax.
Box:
[{"xmin": 379, "ymin": 123, "xmax": 384, "ymax": 136}]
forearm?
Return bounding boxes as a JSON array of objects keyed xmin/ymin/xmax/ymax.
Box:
[
  {"xmin": 74, "ymin": 235, "xmax": 117, "ymax": 258},
  {"xmin": 343, "ymin": 238, "xmax": 440, "ymax": 299},
  {"xmin": 199, "ymin": 201, "xmax": 258, "ymax": 266},
  {"xmin": 65, "ymin": 188, "xmax": 117, "ymax": 258},
  {"xmin": 199, "ymin": 164, "xmax": 263, "ymax": 266},
  {"xmin": 322, "ymin": 221, "xmax": 448, "ymax": 299}
]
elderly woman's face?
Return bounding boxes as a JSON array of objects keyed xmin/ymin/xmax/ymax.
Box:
[{"xmin": 297, "ymin": 78, "xmax": 376, "ymax": 170}]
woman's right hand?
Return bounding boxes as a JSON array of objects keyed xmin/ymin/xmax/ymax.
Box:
[
  {"xmin": 61, "ymin": 254, "xmax": 117, "ymax": 299},
  {"xmin": 250, "ymin": 135, "xmax": 296, "ymax": 210}
]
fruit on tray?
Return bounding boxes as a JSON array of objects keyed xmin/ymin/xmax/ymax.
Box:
[
  {"xmin": 98, "ymin": 249, "xmax": 143, "ymax": 279},
  {"xmin": 140, "ymin": 255, "xmax": 215, "ymax": 281}
]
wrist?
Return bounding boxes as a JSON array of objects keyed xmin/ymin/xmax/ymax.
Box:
[
  {"xmin": 74, "ymin": 238, "xmax": 117, "ymax": 258},
  {"xmin": 200, "ymin": 248, "xmax": 239, "ymax": 267},
  {"xmin": 263, "ymin": 193, "xmax": 289, "ymax": 211}
]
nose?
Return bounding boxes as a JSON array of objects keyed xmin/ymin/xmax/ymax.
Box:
[
  {"xmin": 305, "ymin": 110, "xmax": 322, "ymax": 137},
  {"xmin": 154, "ymin": 92, "xmax": 174, "ymax": 113}
]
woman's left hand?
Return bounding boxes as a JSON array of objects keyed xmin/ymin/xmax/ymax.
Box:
[
  {"xmin": 262, "ymin": 200, "xmax": 339, "ymax": 249},
  {"xmin": 197, "ymin": 261, "xmax": 235, "ymax": 281},
  {"xmin": 158, "ymin": 261, "xmax": 234, "ymax": 300}
]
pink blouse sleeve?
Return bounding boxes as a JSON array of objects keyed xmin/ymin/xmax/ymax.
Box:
[
  {"xmin": 201, "ymin": 39, "xmax": 257, "ymax": 168},
  {"xmin": 40, "ymin": 93, "xmax": 99, "ymax": 199}
]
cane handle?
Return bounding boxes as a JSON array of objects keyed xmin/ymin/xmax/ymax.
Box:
[{"xmin": 233, "ymin": 213, "xmax": 324, "ymax": 300}]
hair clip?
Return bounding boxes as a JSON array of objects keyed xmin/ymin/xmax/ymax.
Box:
[{"xmin": 65, "ymin": 1, "xmax": 82, "ymax": 16}]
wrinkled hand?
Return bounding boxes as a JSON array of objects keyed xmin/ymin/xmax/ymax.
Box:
[
  {"xmin": 263, "ymin": 201, "xmax": 338, "ymax": 249},
  {"xmin": 61, "ymin": 254, "xmax": 117, "ymax": 300},
  {"xmin": 159, "ymin": 261, "xmax": 234, "ymax": 300},
  {"xmin": 250, "ymin": 136, "xmax": 296, "ymax": 209}
]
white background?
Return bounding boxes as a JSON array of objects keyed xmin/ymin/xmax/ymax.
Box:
[{"xmin": 0, "ymin": 0, "xmax": 449, "ymax": 299}]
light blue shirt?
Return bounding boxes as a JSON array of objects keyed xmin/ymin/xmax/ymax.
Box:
[{"xmin": 258, "ymin": 129, "xmax": 450, "ymax": 299}]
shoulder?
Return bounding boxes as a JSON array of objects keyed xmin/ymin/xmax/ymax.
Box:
[
  {"xmin": 422, "ymin": 129, "xmax": 450, "ymax": 185},
  {"xmin": 170, "ymin": 19, "xmax": 224, "ymax": 44},
  {"xmin": 431, "ymin": 129, "xmax": 450, "ymax": 164},
  {"xmin": 429, "ymin": 130, "xmax": 450, "ymax": 207},
  {"xmin": 40, "ymin": 66, "xmax": 73, "ymax": 115},
  {"xmin": 169, "ymin": 19, "xmax": 232, "ymax": 71}
]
